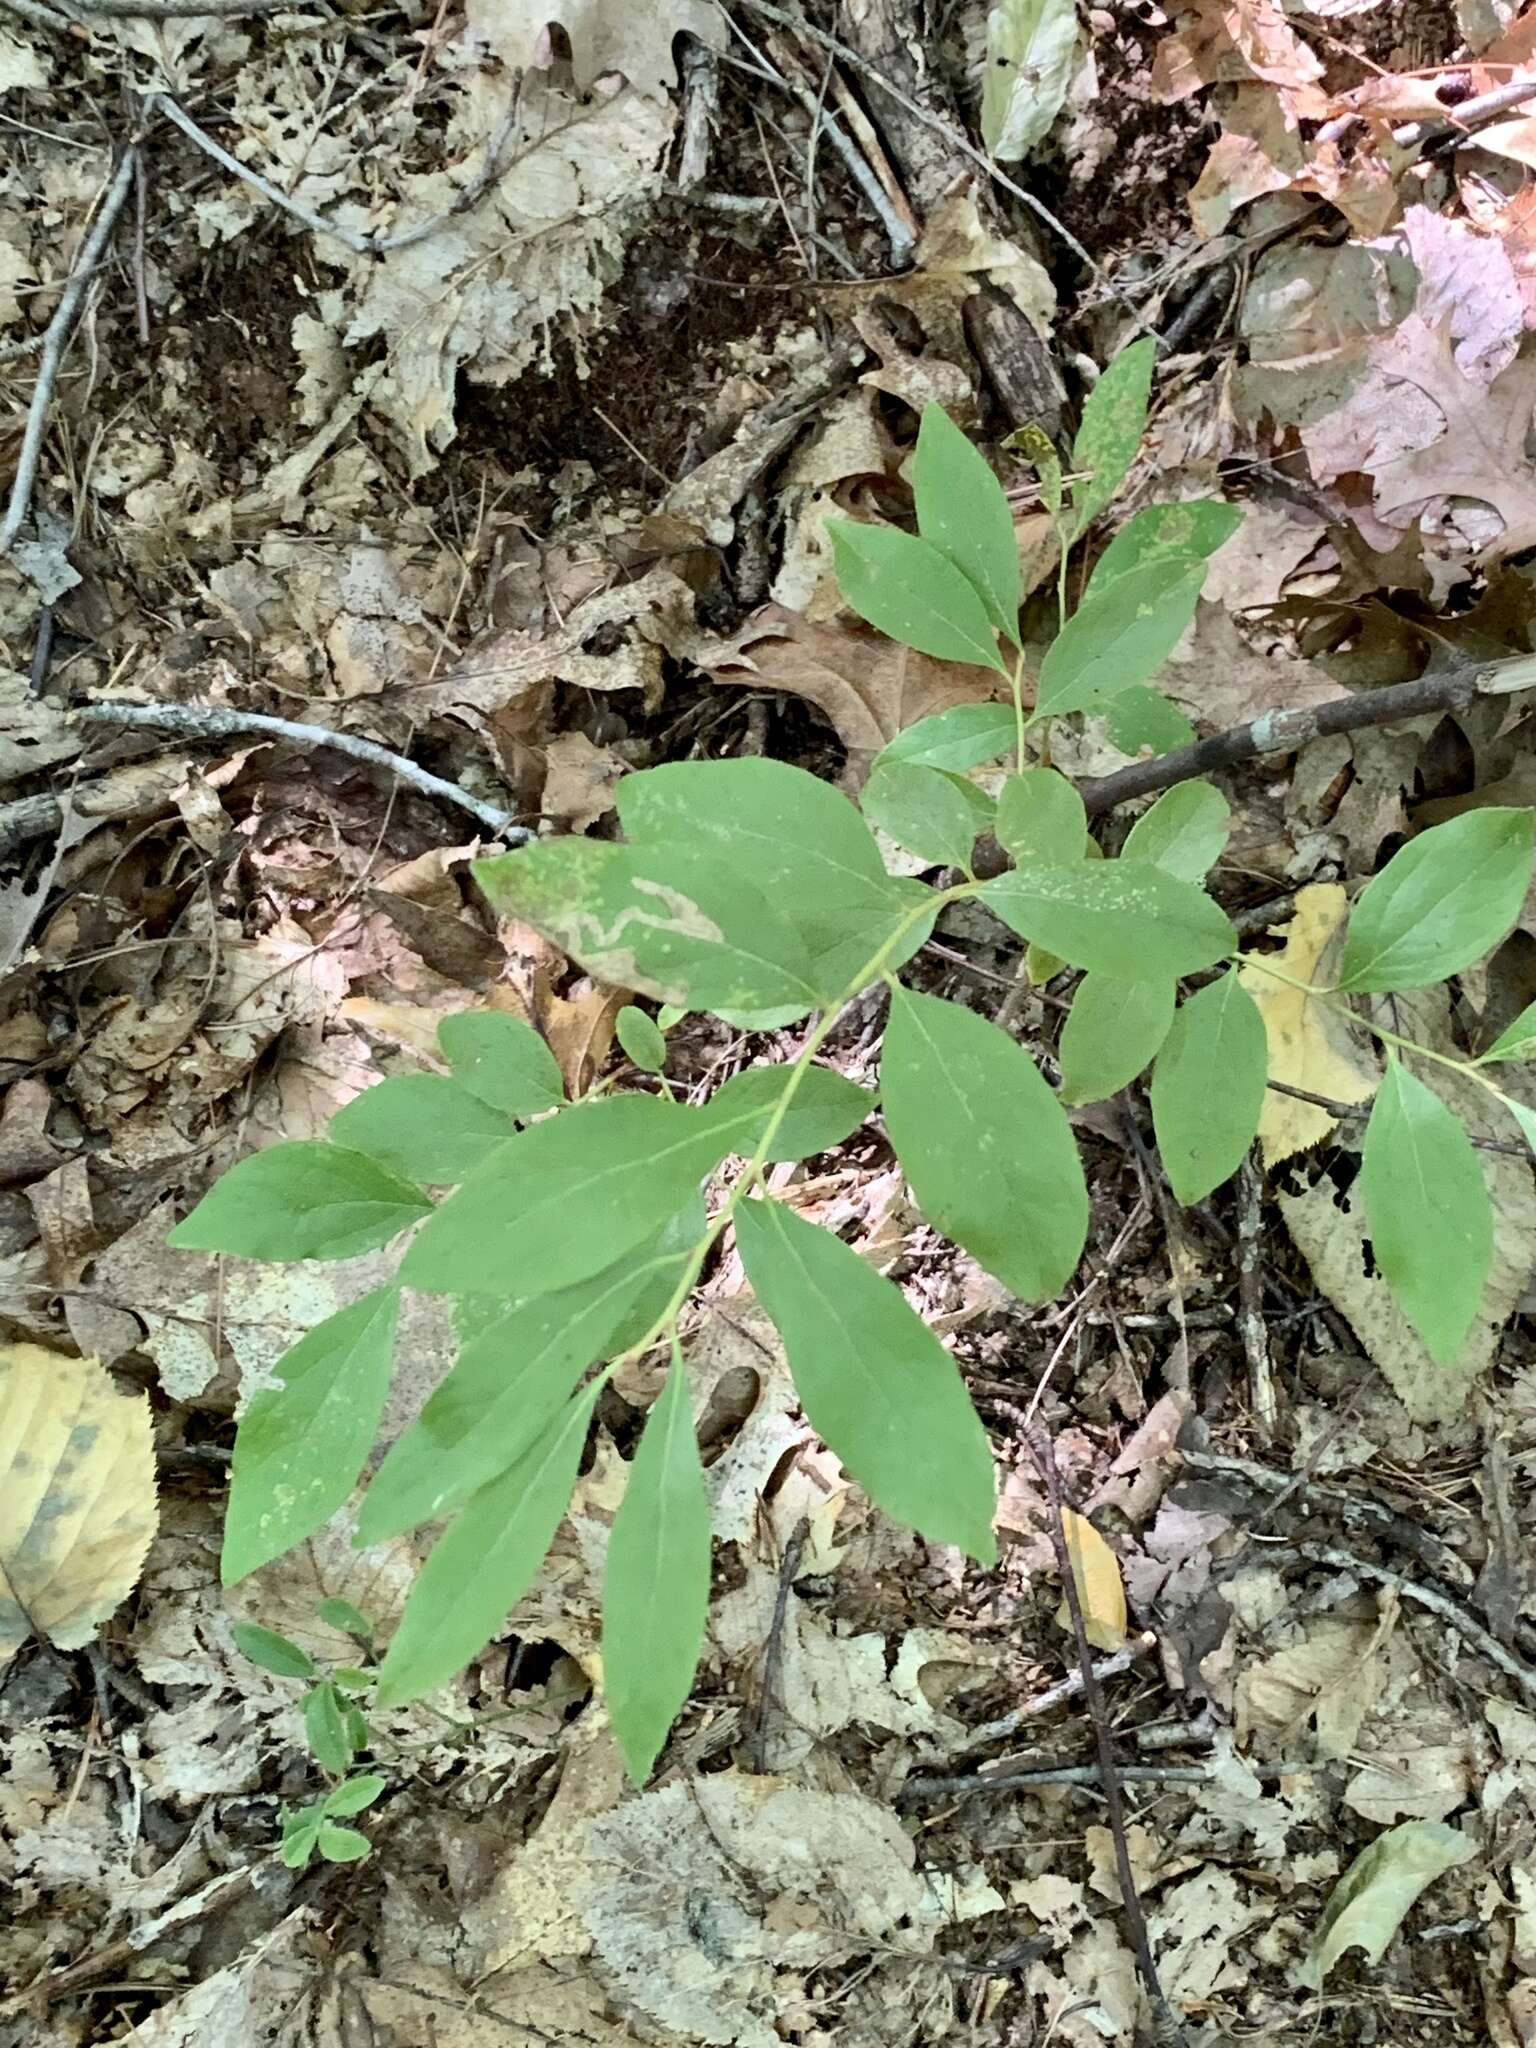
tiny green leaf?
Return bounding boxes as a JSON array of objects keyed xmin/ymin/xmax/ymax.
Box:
[
  {"xmin": 280, "ymin": 1817, "xmax": 322, "ymax": 1869},
  {"xmin": 1106, "ymin": 686, "xmax": 1195, "ymax": 753},
  {"xmin": 323, "ymin": 1774, "xmax": 386, "ymax": 1817},
  {"xmin": 736, "ymin": 1199, "xmax": 996, "ymax": 1562},
  {"xmin": 1500, "ymin": 1094, "xmax": 1536, "ymax": 1155},
  {"xmin": 230, "ymin": 1620, "xmax": 316, "ymax": 1680},
  {"xmin": 617, "ymin": 757, "xmax": 935, "ymax": 997},
  {"xmin": 168, "ymin": 1144, "xmax": 430, "ymax": 1261},
  {"xmin": 876, "ymin": 702, "xmax": 1019, "ymax": 773},
  {"xmin": 315, "ymin": 1598, "xmax": 374, "ymax": 1641},
  {"xmin": 402, "ymin": 1096, "xmax": 728, "ymax": 1297},
  {"xmin": 475, "ymin": 838, "xmax": 819, "ymax": 1026},
  {"xmin": 861, "ymin": 761, "xmax": 981, "ymax": 869},
  {"xmin": 1010, "ymin": 422, "xmax": 1063, "ymax": 520},
  {"xmin": 1089, "ymin": 499, "xmax": 1243, "ymax": 592},
  {"xmin": 223, "ymin": 1288, "xmax": 400, "ymax": 1583},
  {"xmin": 1035, "ymin": 559, "xmax": 1204, "ymax": 719},
  {"xmin": 304, "ymin": 1683, "xmax": 354, "ymax": 1774},
  {"xmin": 317, "ymin": 1823, "xmax": 372, "ymax": 1863},
  {"xmin": 1359, "ymin": 1061, "xmax": 1493, "ymax": 1365},
  {"xmin": 374, "ymin": 1385, "xmax": 600, "ymax": 1707},
  {"xmin": 329, "ymin": 1075, "xmax": 513, "ymax": 1185},
  {"xmin": 1070, "ymin": 338, "xmax": 1156, "ymax": 537},
  {"xmin": 1296, "ymin": 1821, "xmax": 1476, "ymax": 1989},
  {"xmin": 829, "ymin": 520, "xmax": 1008, "ymax": 674},
  {"xmin": 1059, "ymin": 974, "xmax": 1176, "ymax": 1104},
  {"xmin": 883, "ymin": 984, "xmax": 1087, "ymax": 1302},
  {"xmin": 1150, "ymin": 972, "xmax": 1267, "ymax": 1202},
  {"xmin": 1337, "ymin": 809, "xmax": 1536, "ymax": 993},
  {"xmin": 1481, "ymin": 999, "xmax": 1536, "ymax": 1062},
  {"xmin": 980, "ymin": 860, "xmax": 1235, "ymax": 979},
  {"xmin": 981, "ymin": 0, "xmax": 1080, "ymax": 161},
  {"xmin": 703, "ymin": 1064, "xmax": 875, "ymax": 1163},
  {"xmin": 912, "ymin": 404, "xmax": 1022, "ymax": 645},
  {"xmin": 604, "ymin": 1346, "xmax": 711, "ymax": 1782},
  {"xmin": 1121, "ymin": 781, "xmax": 1230, "ymax": 882},
  {"xmin": 364, "ymin": 1219, "xmax": 693, "ymax": 1539},
  {"xmin": 995, "ymin": 768, "xmax": 1088, "ymax": 865},
  {"xmin": 437, "ymin": 1010, "xmax": 565, "ymax": 1119},
  {"xmin": 616, "ymin": 1005, "xmax": 668, "ymax": 1074}
]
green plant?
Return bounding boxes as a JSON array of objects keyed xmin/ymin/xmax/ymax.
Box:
[{"xmin": 177, "ymin": 349, "xmax": 1536, "ymax": 1783}]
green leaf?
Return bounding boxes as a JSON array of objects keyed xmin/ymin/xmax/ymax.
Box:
[
  {"xmin": 344, "ymin": 1704, "xmax": 369, "ymax": 1752},
  {"xmin": 980, "ymin": 860, "xmax": 1235, "ymax": 979},
  {"xmin": 1296, "ymin": 1821, "xmax": 1476, "ymax": 1989},
  {"xmin": 1337, "ymin": 809, "xmax": 1536, "ymax": 993},
  {"xmin": 223, "ymin": 1288, "xmax": 400, "ymax": 1583},
  {"xmin": 1481, "ymin": 999, "xmax": 1536, "ymax": 1062},
  {"xmin": 616, "ymin": 1005, "xmax": 668, "ymax": 1074},
  {"xmin": 374, "ymin": 1386, "xmax": 600, "ymax": 1707},
  {"xmin": 1359, "ymin": 1061, "xmax": 1493, "ymax": 1365},
  {"xmin": 1150, "ymin": 972, "xmax": 1267, "ymax": 1202},
  {"xmin": 995, "ymin": 767, "xmax": 1087, "ymax": 865},
  {"xmin": 617, "ymin": 758, "xmax": 935, "ymax": 997},
  {"xmin": 1010, "ymin": 422, "xmax": 1063, "ymax": 521},
  {"xmin": 1089, "ymin": 500, "xmax": 1243, "ymax": 592},
  {"xmin": 317, "ymin": 1823, "xmax": 372, "ymax": 1862},
  {"xmin": 828, "ymin": 520, "xmax": 1008, "ymax": 674},
  {"xmin": 702, "ymin": 1065, "xmax": 875, "ymax": 1163},
  {"xmin": 402, "ymin": 1096, "xmax": 727, "ymax": 1297},
  {"xmin": 230, "ymin": 1620, "xmax": 316, "ymax": 1680},
  {"xmin": 604, "ymin": 1346, "xmax": 711, "ymax": 1781},
  {"xmin": 1070, "ymin": 339, "xmax": 1156, "ymax": 537},
  {"xmin": 323, "ymin": 1774, "xmax": 386, "ymax": 1816},
  {"xmin": 168, "ymin": 1145, "xmax": 430, "ymax": 1262},
  {"xmin": 280, "ymin": 1816, "xmax": 321, "ymax": 1868},
  {"xmin": 315, "ymin": 1598, "xmax": 374, "ymax": 1641},
  {"xmin": 474, "ymin": 838, "xmax": 819, "ymax": 1027},
  {"xmin": 981, "ymin": 0, "xmax": 1080, "ymax": 160},
  {"xmin": 1035, "ymin": 559, "xmax": 1204, "ymax": 719},
  {"xmin": 1106, "ymin": 686, "xmax": 1195, "ymax": 753},
  {"xmin": 304, "ymin": 1682, "xmax": 353, "ymax": 1774},
  {"xmin": 438, "ymin": 1010, "xmax": 565, "ymax": 1119},
  {"xmin": 363, "ymin": 1218, "xmax": 694, "ymax": 1539},
  {"xmin": 329, "ymin": 1075, "xmax": 513, "ymax": 1185},
  {"xmin": 911, "ymin": 404, "xmax": 1022, "ymax": 645},
  {"xmin": 1121, "ymin": 781, "xmax": 1229, "ymax": 882},
  {"xmin": 736, "ymin": 1199, "xmax": 996, "ymax": 1561},
  {"xmin": 861, "ymin": 762, "xmax": 981, "ymax": 869},
  {"xmin": 1500, "ymin": 1093, "xmax": 1536, "ymax": 1155},
  {"xmin": 1059, "ymin": 974, "xmax": 1176, "ymax": 1104},
  {"xmin": 883, "ymin": 984, "xmax": 1087, "ymax": 1302},
  {"xmin": 876, "ymin": 702, "xmax": 1018, "ymax": 773}
]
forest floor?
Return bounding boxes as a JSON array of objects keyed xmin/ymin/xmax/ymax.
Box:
[{"xmin": 6, "ymin": 0, "xmax": 1536, "ymax": 2042}]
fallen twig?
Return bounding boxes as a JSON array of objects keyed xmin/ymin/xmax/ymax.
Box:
[
  {"xmin": 76, "ymin": 702, "xmax": 531, "ymax": 842},
  {"xmin": 1237, "ymin": 1152, "xmax": 1275, "ymax": 1440},
  {"xmin": 748, "ymin": 1514, "xmax": 809, "ymax": 1771},
  {"xmin": 1265, "ymin": 1078, "xmax": 1528, "ymax": 1159},
  {"xmin": 0, "ymin": 144, "xmax": 139, "ymax": 557},
  {"xmin": 954, "ymin": 1630, "xmax": 1159, "ymax": 1755},
  {"xmin": 902, "ymin": 1753, "xmax": 1324, "ymax": 1800},
  {"xmin": 1077, "ymin": 657, "xmax": 1536, "ymax": 817},
  {"xmin": 1031, "ymin": 1426, "xmax": 1186, "ymax": 2046},
  {"xmin": 0, "ymin": 0, "xmax": 73, "ymax": 31}
]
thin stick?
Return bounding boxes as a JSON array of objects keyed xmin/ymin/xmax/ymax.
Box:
[
  {"xmin": 1236, "ymin": 1152, "xmax": 1275, "ymax": 1441},
  {"xmin": 955, "ymin": 1631, "xmax": 1159, "ymax": 1754},
  {"xmin": 749, "ymin": 1515, "xmax": 809, "ymax": 1771},
  {"xmin": 132, "ymin": 148, "xmax": 150, "ymax": 345},
  {"xmin": 0, "ymin": 145, "xmax": 138, "ymax": 557},
  {"xmin": 1031, "ymin": 1426, "xmax": 1184, "ymax": 2044},
  {"xmin": 1266, "ymin": 1078, "xmax": 1528, "ymax": 1159},
  {"xmin": 0, "ymin": 0, "xmax": 71, "ymax": 26},
  {"xmin": 902, "ymin": 1755, "xmax": 1324, "ymax": 1800},
  {"xmin": 75, "ymin": 702, "xmax": 531, "ymax": 841},
  {"xmin": 1077, "ymin": 657, "xmax": 1533, "ymax": 817},
  {"xmin": 737, "ymin": 0, "xmax": 1096, "ymax": 271}
]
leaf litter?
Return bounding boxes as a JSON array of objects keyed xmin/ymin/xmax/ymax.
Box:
[{"xmin": 6, "ymin": 0, "xmax": 1536, "ymax": 2040}]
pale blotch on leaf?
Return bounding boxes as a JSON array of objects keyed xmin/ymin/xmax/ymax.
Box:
[{"xmin": 0, "ymin": 1343, "xmax": 158, "ymax": 1666}]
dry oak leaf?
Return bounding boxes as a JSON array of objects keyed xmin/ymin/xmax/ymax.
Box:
[
  {"xmin": 1152, "ymin": 0, "xmax": 1324, "ymax": 101},
  {"xmin": 699, "ymin": 606, "xmax": 1005, "ymax": 773},
  {"xmin": 1239, "ymin": 883, "xmax": 1378, "ymax": 1165},
  {"xmin": 0, "ymin": 1344, "xmax": 157, "ymax": 1666}
]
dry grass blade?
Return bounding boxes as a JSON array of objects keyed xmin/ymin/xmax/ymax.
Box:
[{"xmin": 0, "ymin": 1344, "xmax": 158, "ymax": 1665}]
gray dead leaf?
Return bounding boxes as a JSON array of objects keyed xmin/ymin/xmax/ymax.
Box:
[{"xmin": 1296, "ymin": 1820, "xmax": 1477, "ymax": 1987}]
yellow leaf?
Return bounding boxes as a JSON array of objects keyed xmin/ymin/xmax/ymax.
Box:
[
  {"xmin": 1056, "ymin": 1508, "xmax": 1126, "ymax": 1652},
  {"xmin": 1238, "ymin": 883, "xmax": 1378, "ymax": 1166},
  {"xmin": 0, "ymin": 1344, "xmax": 157, "ymax": 1666}
]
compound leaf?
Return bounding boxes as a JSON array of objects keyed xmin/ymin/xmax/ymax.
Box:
[
  {"xmin": 1359, "ymin": 1061, "xmax": 1493, "ymax": 1365},
  {"xmin": 736, "ymin": 1199, "xmax": 996, "ymax": 1562},
  {"xmin": 168, "ymin": 1144, "xmax": 430, "ymax": 1262},
  {"xmin": 883, "ymin": 984, "xmax": 1086, "ymax": 1302},
  {"xmin": 604, "ymin": 1347, "xmax": 711, "ymax": 1782}
]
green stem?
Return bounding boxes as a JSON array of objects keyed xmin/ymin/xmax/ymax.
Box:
[{"xmin": 1009, "ymin": 644, "xmax": 1028, "ymax": 770}]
